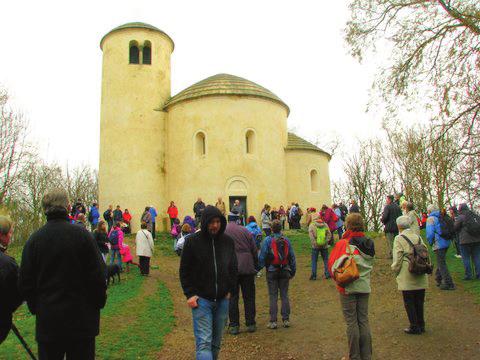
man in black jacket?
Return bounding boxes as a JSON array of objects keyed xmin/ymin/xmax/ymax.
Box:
[
  {"xmin": 0, "ymin": 216, "xmax": 22, "ymax": 344},
  {"xmin": 180, "ymin": 205, "xmax": 237, "ymax": 360},
  {"xmin": 193, "ymin": 198, "xmax": 206, "ymax": 227},
  {"xmin": 19, "ymin": 189, "xmax": 107, "ymax": 360},
  {"xmin": 381, "ymin": 195, "xmax": 402, "ymax": 259}
]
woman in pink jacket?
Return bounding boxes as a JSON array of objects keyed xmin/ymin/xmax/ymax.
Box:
[{"xmin": 320, "ymin": 205, "xmax": 339, "ymax": 233}]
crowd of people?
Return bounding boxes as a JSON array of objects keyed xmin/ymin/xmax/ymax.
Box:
[{"xmin": 1, "ymin": 188, "xmax": 479, "ymax": 360}]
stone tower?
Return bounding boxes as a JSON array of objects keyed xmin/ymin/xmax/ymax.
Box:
[{"xmin": 98, "ymin": 22, "xmax": 174, "ymax": 230}]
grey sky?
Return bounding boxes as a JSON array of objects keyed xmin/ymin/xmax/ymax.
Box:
[{"xmin": 0, "ymin": 0, "xmax": 381, "ymax": 180}]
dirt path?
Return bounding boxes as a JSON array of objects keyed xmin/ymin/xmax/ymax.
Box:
[{"xmin": 153, "ymin": 236, "xmax": 480, "ymax": 359}]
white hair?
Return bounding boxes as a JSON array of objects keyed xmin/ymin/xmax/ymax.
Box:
[
  {"xmin": 427, "ymin": 204, "xmax": 438, "ymax": 213},
  {"xmin": 396, "ymin": 216, "xmax": 411, "ymax": 230}
]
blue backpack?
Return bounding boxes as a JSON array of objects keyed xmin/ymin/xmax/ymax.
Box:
[{"xmin": 108, "ymin": 230, "xmax": 119, "ymax": 247}]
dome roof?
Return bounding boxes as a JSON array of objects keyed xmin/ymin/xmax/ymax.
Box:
[
  {"xmin": 100, "ymin": 22, "xmax": 174, "ymax": 50},
  {"xmin": 163, "ymin": 74, "xmax": 289, "ymax": 114},
  {"xmin": 286, "ymin": 133, "xmax": 331, "ymax": 158}
]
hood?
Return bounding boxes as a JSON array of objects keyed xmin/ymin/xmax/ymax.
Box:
[
  {"xmin": 350, "ymin": 236, "xmax": 375, "ymax": 258},
  {"xmin": 201, "ymin": 205, "xmax": 227, "ymax": 237}
]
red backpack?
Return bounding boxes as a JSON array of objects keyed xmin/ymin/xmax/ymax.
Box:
[{"xmin": 269, "ymin": 236, "xmax": 289, "ymax": 267}]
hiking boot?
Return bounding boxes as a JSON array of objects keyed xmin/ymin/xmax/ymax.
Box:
[
  {"xmin": 228, "ymin": 326, "xmax": 240, "ymax": 335},
  {"xmin": 283, "ymin": 320, "xmax": 290, "ymax": 328},
  {"xmin": 404, "ymin": 327, "xmax": 421, "ymax": 335},
  {"xmin": 309, "ymin": 275, "xmax": 316, "ymax": 280},
  {"xmin": 439, "ymin": 284, "xmax": 456, "ymax": 290},
  {"xmin": 247, "ymin": 324, "xmax": 257, "ymax": 333},
  {"xmin": 267, "ymin": 322, "xmax": 277, "ymax": 330}
]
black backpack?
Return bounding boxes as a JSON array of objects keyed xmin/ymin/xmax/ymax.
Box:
[
  {"xmin": 464, "ymin": 210, "xmax": 480, "ymax": 237},
  {"xmin": 438, "ymin": 214, "xmax": 455, "ymax": 240},
  {"xmin": 401, "ymin": 235, "xmax": 433, "ymax": 275}
]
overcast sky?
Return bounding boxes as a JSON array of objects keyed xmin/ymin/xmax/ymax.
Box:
[{"xmin": 0, "ymin": 0, "xmax": 383, "ymax": 180}]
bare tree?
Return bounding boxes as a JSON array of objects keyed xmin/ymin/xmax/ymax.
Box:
[
  {"xmin": 0, "ymin": 87, "xmax": 30, "ymax": 204},
  {"xmin": 64, "ymin": 165, "xmax": 98, "ymax": 207},
  {"xmin": 346, "ymin": 0, "xmax": 480, "ymax": 155}
]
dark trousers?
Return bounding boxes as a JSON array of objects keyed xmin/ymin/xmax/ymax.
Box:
[
  {"xmin": 311, "ymin": 248, "xmax": 330, "ymax": 278},
  {"xmin": 229, "ymin": 274, "xmax": 256, "ymax": 327},
  {"xmin": 139, "ymin": 256, "xmax": 150, "ymax": 275},
  {"xmin": 340, "ymin": 293, "xmax": 372, "ymax": 360},
  {"xmin": 435, "ymin": 248, "xmax": 454, "ymax": 286},
  {"xmin": 402, "ymin": 289, "xmax": 425, "ymax": 331},
  {"xmin": 151, "ymin": 222, "xmax": 156, "ymax": 239},
  {"xmin": 38, "ymin": 338, "xmax": 95, "ymax": 360},
  {"xmin": 266, "ymin": 270, "xmax": 290, "ymax": 322}
]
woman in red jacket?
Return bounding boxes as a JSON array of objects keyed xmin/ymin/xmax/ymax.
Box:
[
  {"xmin": 320, "ymin": 205, "xmax": 338, "ymax": 233},
  {"xmin": 167, "ymin": 201, "xmax": 179, "ymax": 229},
  {"xmin": 123, "ymin": 209, "xmax": 132, "ymax": 234}
]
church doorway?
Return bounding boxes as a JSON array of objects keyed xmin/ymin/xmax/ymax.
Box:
[{"xmin": 229, "ymin": 196, "xmax": 247, "ymax": 225}]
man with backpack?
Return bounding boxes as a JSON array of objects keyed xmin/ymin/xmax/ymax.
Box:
[
  {"xmin": 381, "ymin": 195, "xmax": 403, "ymax": 259},
  {"xmin": 258, "ymin": 220, "xmax": 296, "ymax": 329},
  {"xmin": 392, "ymin": 216, "xmax": 430, "ymax": 334},
  {"xmin": 426, "ymin": 204, "xmax": 455, "ymax": 290},
  {"xmin": 225, "ymin": 213, "xmax": 258, "ymax": 335},
  {"xmin": 103, "ymin": 205, "xmax": 113, "ymax": 232},
  {"xmin": 454, "ymin": 203, "xmax": 480, "ymax": 280},
  {"xmin": 308, "ymin": 217, "xmax": 332, "ymax": 280}
]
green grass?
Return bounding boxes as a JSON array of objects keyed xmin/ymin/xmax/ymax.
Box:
[{"xmin": 1, "ymin": 239, "xmax": 175, "ymax": 359}]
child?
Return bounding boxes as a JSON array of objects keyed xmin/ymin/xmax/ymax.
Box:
[{"xmin": 170, "ymin": 218, "xmax": 181, "ymax": 239}]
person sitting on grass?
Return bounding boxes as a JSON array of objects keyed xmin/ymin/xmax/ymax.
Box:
[{"xmin": 258, "ymin": 219, "xmax": 296, "ymax": 330}]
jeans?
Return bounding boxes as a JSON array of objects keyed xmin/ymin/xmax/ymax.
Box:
[
  {"xmin": 192, "ymin": 297, "xmax": 229, "ymax": 360},
  {"xmin": 229, "ymin": 274, "xmax": 256, "ymax": 327},
  {"xmin": 336, "ymin": 226, "xmax": 344, "ymax": 241},
  {"xmin": 311, "ymin": 248, "xmax": 330, "ymax": 278},
  {"xmin": 38, "ymin": 338, "xmax": 95, "ymax": 360},
  {"xmin": 434, "ymin": 248, "xmax": 454, "ymax": 286},
  {"xmin": 110, "ymin": 249, "xmax": 122, "ymax": 270},
  {"xmin": 266, "ymin": 270, "xmax": 290, "ymax": 322},
  {"xmin": 340, "ymin": 293, "xmax": 372, "ymax": 360},
  {"xmin": 460, "ymin": 243, "xmax": 480, "ymax": 279},
  {"xmin": 402, "ymin": 289, "xmax": 425, "ymax": 331}
]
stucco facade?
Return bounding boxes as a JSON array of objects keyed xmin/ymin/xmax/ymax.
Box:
[{"xmin": 99, "ymin": 22, "xmax": 331, "ymax": 231}]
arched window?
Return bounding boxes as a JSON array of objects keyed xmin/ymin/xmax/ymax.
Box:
[
  {"xmin": 245, "ymin": 130, "xmax": 256, "ymax": 154},
  {"xmin": 310, "ymin": 170, "xmax": 319, "ymax": 192},
  {"xmin": 195, "ymin": 132, "xmax": 206, "ymax": 156},
  {"xmin": 129, "ymin": 41, "xmax": 139, "ymax": 64},
  {"xmin": 143, "ymin": 41, "xmax": 151, "ymax": 64}
]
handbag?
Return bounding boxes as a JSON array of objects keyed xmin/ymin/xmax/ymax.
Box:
[{"xmin": 333, "ymin": 243, "xmax": 360, "ymax": 287}]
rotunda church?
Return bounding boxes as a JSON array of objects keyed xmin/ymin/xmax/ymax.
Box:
[{"xmin": 98, "ymin": 22, "xmax": 331, "ymax": 231}]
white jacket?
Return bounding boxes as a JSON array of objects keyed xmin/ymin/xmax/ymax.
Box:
[{"xmin": 136, "ymin": 230, "xmax": 154, "ymax": 257}]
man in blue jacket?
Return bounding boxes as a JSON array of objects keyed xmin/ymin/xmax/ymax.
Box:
[
  {"xmin": 258, "ymin": 220, "xmax": 296, "ymax": 329},
  {"xmin": 89, "ymin": 203, "xmax": 100, "ymax": 231},
  {"xmin": 426, "ymin": 204, "xmax": 455, "ymax": 290}
]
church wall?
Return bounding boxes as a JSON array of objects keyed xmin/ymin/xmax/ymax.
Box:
[
  {"xmin": 165, "ymin": 96, "xmax": 289, "ymax": 224},
  {"xmin": 99, "ymin": 29, "xmax": 172, "ymax": 231},
  {"xmin": 285, "ymin": 149, "xmax": 332, "ymax": 218}
]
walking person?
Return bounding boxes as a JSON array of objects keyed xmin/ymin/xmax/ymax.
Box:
[
  {"xmin": 19, "ymin": 189, "xmax": 106, "ymax": 360},
  {"xmin": 308, "ymin": 217, "xmax": 332, "ymax": 280},
  {"xmin": 381, "ymin": 195, "xmax": 402, "ymax": 259},
  {"xmin": 167, "ymin": 201, "xmax": 179, "ymax": 229},
  {"xmin": 258, "ymin": 220, "xmax": 296, "ymax": 329},
  {"xmin": 108, "ymin": 222, "xmax": 124, "ymax": 271},
  {"xmin": 391, "ymin": 216, "xmax": 429, "ymax": 334},
  {"xmin": 93, "ymin": 220, "xmax": 109, "ymax": 263},
  {"xmin": 261, "ymin": 205, "xmax": 272, "ymax": 236},
  {"xmin": 0, "ymin": 216, "xmax": 22, "ymax": 344},
  {"xmin": 455, "ymin": 203, "xmax": 480, "ymax": 280},
  {"xmin": 193, "ymin": 198, "xmax": 206, "ymax": 227},
  {"xmin": 149, "ymin": 205, "xmax": 158, "ymax": 239},
  {"xmin": 103, "ymin": 204, "xmax": 114, "ymax": 232},
  {"xmin": 225, "ymin": 213, "xmax": 258, "ymax": 335},
  {"xmin": 180, "ymin": 206, "xmax": 237, "ymax": 360},
  {"xmin": 141, "ymin": 207, "xmax": 153, "ymax": 234},
  {"xmin": 426, "ymin": 204, "xmax": 455, "ymax": 290},
  {"xmin": 328, "ymin": 213, "xmax": 375, "ymax": 360},
  {"xmin": 136, "ymin": 222, "xmax": 154, "ymax": 276},
  {"xmin": 88, "ymin": 203, "xmax": 100, "ymax": 231}
]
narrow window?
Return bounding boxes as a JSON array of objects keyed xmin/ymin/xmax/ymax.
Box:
[
  {"xmin": 195, "ymin": 132, "xmax": 206, "ymax": 156},
  {"xmin": 129, "ymin": 41, "xmax": 139, "ymax": 64},
  {"xmin": 246, "ymin": 130, "xmax": 256, "ymax": 154},
  {"xmin": 143, "ymin": 41, "xmax": 151, "ymax": 64},
  {"xmin": 310, "ymin": 170, "xmax": 319, "ymax": 192}
]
